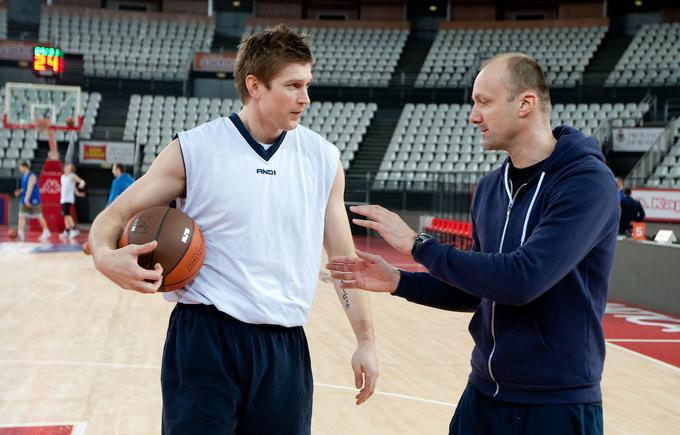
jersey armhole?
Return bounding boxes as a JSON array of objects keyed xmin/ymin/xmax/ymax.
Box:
[{"xmin": 174, "ymin": 133, "xmax": 188, "ymax": 200}]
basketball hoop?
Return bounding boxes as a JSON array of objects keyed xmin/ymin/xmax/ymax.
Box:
[
  {"xmin": 34, "ymin": 117, "xmax": 52, "ymax": 131},
  {"xmin": 2, "ymin": 82, "xmax": 83, "ymax": 133}
]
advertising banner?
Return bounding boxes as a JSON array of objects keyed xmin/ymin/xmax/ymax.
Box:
[
  {"xmin": 79, "ymin": 141, "xmax": 135, "ymax": 165},
  {"xmin": 193, "ymin": 52, "xmax": 236, "ymax": 73},
  {"xmin": 633, "ymin": 188, "xmax": 680, "ymax": 223},
  {"xmin": 612, "ymin": 128, "xmax": 664, "ymax": 152},
  {"xmin": 0, "ymin": 40, "xmax": 37, "ymax": 62}
]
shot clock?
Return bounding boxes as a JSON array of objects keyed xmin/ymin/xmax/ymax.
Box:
[{"xmin": 33, "ymin": 46, "xmax": 65, "ymax": 77}]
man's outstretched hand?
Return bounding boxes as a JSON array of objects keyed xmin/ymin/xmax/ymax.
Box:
[
  {"xmin": 349, "ymin": 205, "xmax": 417, "ymax": 255},
  {"xmin": 326, "ymin": 249, "xmax": 400, "ymax": 293}
]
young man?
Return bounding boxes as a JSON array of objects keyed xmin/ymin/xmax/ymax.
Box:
[
  {"xmin": 59, "ymin": 163, "xmax": 86, "ymax": 239},
  {"xmin": 619, "ymin": 187, "xmax": 646, "ymax": 235},
  {"xmin": 89, "ymin": 25, "xmax": 378, "ymax": 434},
  {"xmin": 14, "ymin": 161, "xmax": 51, "ymax": 242},
  {"xmin": 327, "ymin": 53, "xmax": 619, "ymax": 435},
  {"xmin": 106, "ymin": 163, "xmax": 134, "ymax": 206}
]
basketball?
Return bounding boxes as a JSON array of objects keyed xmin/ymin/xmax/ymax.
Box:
[
  {"xmin": 82, "ymin": 241, "xmax": 91, "ymax": 255},
  {"xmin": 66, "ymin": 116, "xmax": 75, "ymax": 127},
  {"xmin": 118, "ymin": 206, "xmax": 205, "ymax": 291},
  {"xmin": 7, "ymin": 228, "xmax": 18, "ymax": 239}
]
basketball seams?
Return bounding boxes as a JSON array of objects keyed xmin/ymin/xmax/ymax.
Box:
[
  {"xmin": 150, "ymin": 207, "xmax": 172, "ymax": 274},
  {"xmin": 160, "ymin": 211, "xmax": 194, "ymax": 288},
  {"xmin": 164, "ymin": 220, "xmax": 205, "ymax": 289},
  {"xmin": 118, "ymin": 206, "xmax": 205, "ymax": 292}
]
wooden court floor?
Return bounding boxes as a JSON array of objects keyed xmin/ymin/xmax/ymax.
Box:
[{"xmin": 0, "ymin": 237, "xmax": 679, "ymax": 434}]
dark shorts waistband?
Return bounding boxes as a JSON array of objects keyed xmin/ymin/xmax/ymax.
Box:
[{"xmin": 176, "ymin": 303, "xmax": 301, "ymax": 332}]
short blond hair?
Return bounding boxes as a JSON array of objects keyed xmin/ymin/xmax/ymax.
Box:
[{"xmin": 234, "ymin": 24, "xmax": 313, "ymax": 103}]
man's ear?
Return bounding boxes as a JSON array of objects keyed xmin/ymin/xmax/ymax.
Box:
[
  {"xmin": 518, "ymin": 91, "xmax": 537, "ymax": 118},
  {"xmin": 245, "ymin": 74, "xmax": 260, "ymax": 99}
]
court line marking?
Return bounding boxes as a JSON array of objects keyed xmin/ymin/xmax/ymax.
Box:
[
  {"xmin": 0, "ymin": 359, "xmax": 455, "ymax": 408},
  {"xmin": 314, "ymin": 382, "xmax": 455, "ymax": 407},
  {"xmin": 606, "ymin": 342, "xmax": 680, "ymax": 373},
  {"xmin": 0, "ymin": 421, "xmax": 87, "ymax": 435},
  {"xmin": 607, "ymin": 339, "xmax": 680, "ymax": 343},
  {"xmin": 0, "ymin": 359, "xmax": 160, "ymax": 370}
]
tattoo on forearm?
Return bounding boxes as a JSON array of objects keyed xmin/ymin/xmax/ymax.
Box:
[
  {"xmin": 320, "ymin": 270, "xmax": 351, "ymax": 310},
  {"xmin": 341, "ymin": 288, "xmax": 351, "ymax": 310}
]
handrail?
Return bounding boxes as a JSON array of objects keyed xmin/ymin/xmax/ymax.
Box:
[
  {"xmin": 664, "ymin": 99, "xmax": 680, "ymax": 122},
  {"xmin": 641, "ymin": 92, "xmax": 657, "ymax": 120},
  {"xmin": 625, "ymin": 117, "xmax": 677, "ymax": 184}
]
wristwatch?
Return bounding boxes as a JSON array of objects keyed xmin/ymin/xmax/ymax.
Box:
[{"xmin": 411, "ymin": 232, "xmax": 437, "ymax": 257}]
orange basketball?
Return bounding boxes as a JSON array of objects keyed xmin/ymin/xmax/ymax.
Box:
[
  {"xmin": 82, "ymin": 241, "xmax": 91, "ymax": 255},
  {"xmin": 118, "ymin": 206, "xmax": 205, "ymax": 292},
  {"xmin": 7, "ymin": 228, "xmax": 18, "ymax": 239}
]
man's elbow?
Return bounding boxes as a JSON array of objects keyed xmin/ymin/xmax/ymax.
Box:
[{"xmin": 494, "ymin": 281, "xmax": 547, "ymax": 306}]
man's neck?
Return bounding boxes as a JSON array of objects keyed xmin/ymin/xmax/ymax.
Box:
[
  {"xmin": 507, "ymin": 127, "xmax": 556, "ymax": 169},
  {"xmin": 238, "ymin": 106, "xmax": 283, "ymax": 144}
]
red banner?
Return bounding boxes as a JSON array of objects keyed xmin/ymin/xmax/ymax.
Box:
[
  {"xmin": 36, "ymin": 159, "xmax": 64, "ymax": 233},
  {"xmin": 82, "ymin": 144, "xmax": 107, "ymax": 161}
]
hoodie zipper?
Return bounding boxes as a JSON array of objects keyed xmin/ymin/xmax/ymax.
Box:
[{"xmin": 488, "ymin": 178, "xmax": 526, "ymax": 398}]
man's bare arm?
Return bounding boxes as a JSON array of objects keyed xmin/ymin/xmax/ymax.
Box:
[
  {"xmin": 323, "ymin": 161, "xmax": 378, "ymax": 405},
  {"xmin": 72, "ymin": 173, "xmax": 86, "ymax": 189},
  {"xmin": 89, "ymin": 139, "xmax": 186, "ymax": 292}
]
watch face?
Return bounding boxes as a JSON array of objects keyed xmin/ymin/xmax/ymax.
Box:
[
  {"xmin": 418, "ymin": 233, "xmax": 434, "ymax": 242},
  {"xmin": 412, "ymin": 233, "xmax": 435, "ymax": 256}
]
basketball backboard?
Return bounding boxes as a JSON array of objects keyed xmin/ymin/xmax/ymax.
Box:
[{"xmin": 2, "ymin": 82, "xmax": 83, "ymax": 132}]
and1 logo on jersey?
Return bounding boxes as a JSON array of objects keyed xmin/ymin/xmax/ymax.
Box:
[{"xmin": 256, "ymin": 169, "xmax": 277, "ymax": 175}]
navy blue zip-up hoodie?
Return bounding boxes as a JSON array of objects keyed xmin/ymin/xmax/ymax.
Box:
[{"xmin": 394, "ymin": 126, "xmax": 620, "ymax": 404}]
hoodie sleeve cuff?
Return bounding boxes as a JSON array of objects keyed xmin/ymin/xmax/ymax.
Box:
[
  {"xmin": 392, "ymin": 270, "xmax": 419, "ymax": 298},
  {"xmin": 413, "ymin": 238, "xmax": 455, "ymax": 268}
]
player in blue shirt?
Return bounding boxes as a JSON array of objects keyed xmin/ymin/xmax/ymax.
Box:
[
  {"xmin": 106, "ymin": 163, "xmax": 135, "ymax": 206},
  {"xmin": 14, "ymin": 161, "xmax": 51, "ymax": 242}
]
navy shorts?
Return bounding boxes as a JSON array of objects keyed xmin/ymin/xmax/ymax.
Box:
[
  {"xmin": 61, "ymin": 203, "xmax": 73, "ymax": 216},
  {"xmin": 449, "ymin": 382, "xmax": 603, "ymax": 435},
  {"xmin": 161, "ymin": 303, "xmax": 313, "ymax": 435}
]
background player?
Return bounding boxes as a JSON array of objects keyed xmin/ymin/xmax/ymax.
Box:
[
  {"xmin": 59, "ymin": 163, "xmax": 86, "ymax": 239},
  {"xmin": 14, "ymin": 161, "xmax": 51, "ymax": 242},
  {"xmin": 106, "ymin": 163, "xmax": 134, "ymax": 206}
]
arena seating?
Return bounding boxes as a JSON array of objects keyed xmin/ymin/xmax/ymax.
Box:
[
  {"xmin": 606, "ymin": 23, "xmax": 680, "ymax": 87},
  {"xmin": 39, "ymin": 5, "xmax": 214, "ymax": 81},
  {"xmin": 0, "ymin": 4, "xmax": 8, "ymax": 40},
  {"xmin": 124, "ymin": 94, "xmax": 241, "ymax": 172},
  {"xmin": 424, "ymin": 217, "xmax": 473, "ymax": 250},
  {"xmin": 0, "ymin": 87, "xmax": 100, "ymax": 178},
  {"xmin": 126, "ymin": 96, "xmax": 374, "ymax": 173},
  {"xmin": 646, "ymin": 119, "xmax": 680, "ymax": 188},
  {"xmin": 374, "ymin": 103, "xmax": 502, "ymax": 190},
  {"xmin": 374, "ymin": 101, "xmax": 650, "ymax": 190},
  {"xmin": 243, "ymin": 20, "xmax": 408, "ymax": 87},
  {"xmin": 300, "ymin": 101, "xmax": 376, "ymax": 169},
  {"xmin": 417, "ymin": 24, "xmax": 606, "ymax": 88}
]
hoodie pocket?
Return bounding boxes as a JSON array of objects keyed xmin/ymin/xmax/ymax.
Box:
[
  {"xmin": 530, "ymin": 308, "xmax": 552, "ymax": 354},
  {"xmin": 492, "ymin": 304, "xmax": 557, "ymax": 385}
]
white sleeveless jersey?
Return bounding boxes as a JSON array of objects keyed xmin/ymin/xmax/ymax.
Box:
[
  {"xmin": 60, "ymin": 174, "xmax": 76, "ymax": 204},
  {"xmin": 164, "ymin": 115, "xmax": 339, "ymax": 327}
]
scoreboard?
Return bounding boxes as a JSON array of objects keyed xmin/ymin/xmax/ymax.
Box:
[{"xmin": 33, "ymin": 46, "xmax": 64, "ymax": 77}]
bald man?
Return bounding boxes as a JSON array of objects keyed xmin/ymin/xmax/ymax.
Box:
[{"xmin": 327, "ymin": 53, "xmax": 619, "ymax": 435}]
